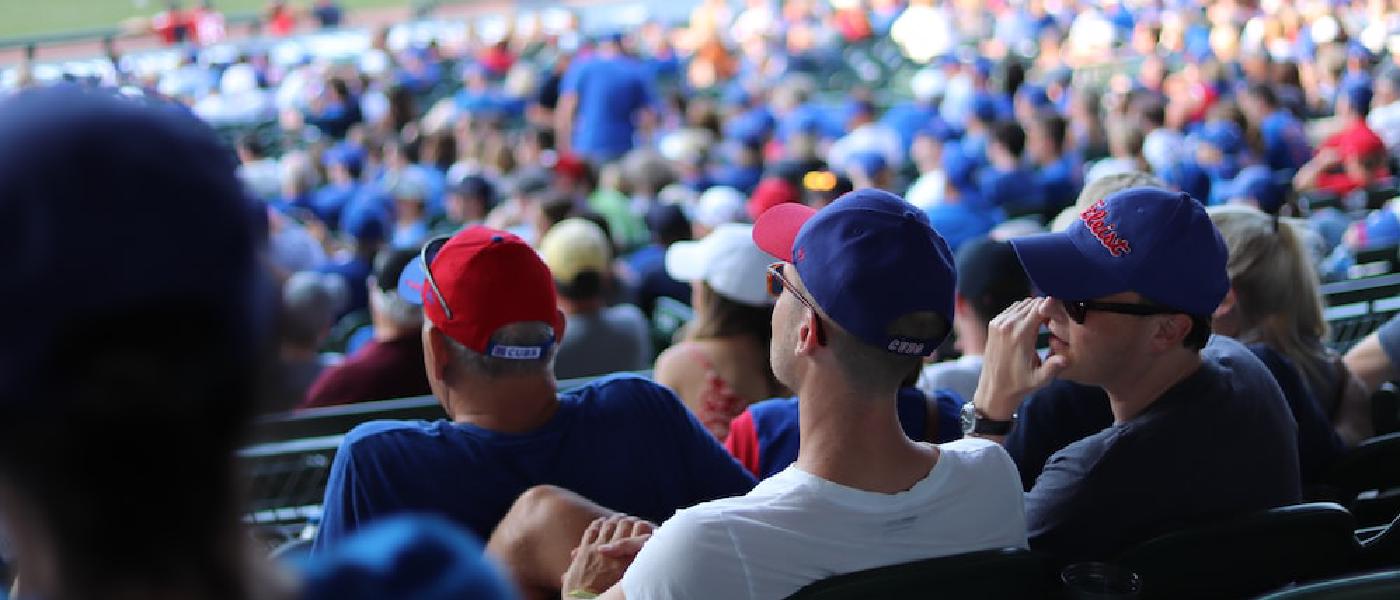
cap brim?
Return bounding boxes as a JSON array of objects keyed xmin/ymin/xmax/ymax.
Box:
[
  {"xmin": 753, "ymin": 202, "xmax": 816, "ymax": 261},
  {"xmin": 1009, "ymin": 232, "xmax": 1127, "ymax": 301},
  {"xmin": 664, "ymin": 239, "xmax": 708, "ymax": 283},
  {"xmin": 397, "ymin": 257, "xmax": 429, "ymax": 306}
]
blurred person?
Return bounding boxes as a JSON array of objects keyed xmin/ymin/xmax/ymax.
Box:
[
  {"xmin": 618, "ymin": 203, "xmax": 693, "ymax": 320},
  {"xmin": 1368, "ymin": 67, "xmax": 1400, "ymax": 156},
  {"xmin": 510, "ymin": 190, "xmax": 1027, "ymax": 600},
  {"xmin": 390, "ymin": 174, "xmax": 431, "ymax": 251},
  {"xmin": 1294, "ymin": 80, "xmax": 1391, "ymax": 197},
  {"xmin": 1208, "ymin": 205, "xmax": 1368, "ymax": 447},
  {"xmin": 1068, "ymin": 90, "xmax": 1110, "ymax": 164},
  {"xmin": 311, "ymin": 143, "xmax": 365, "ymax": 229},
  {"xmin": 1240, "ymin": 82, "xmax": 1313, "ymax": 173},
  {"xmin": 1084, "ymin": 121, "xmax": 1149, "ymax": 185},
  {"xmin": 275, "ymin": 271, "xmax": 348, "ymax": 412},
  {"xmin": 190, "ymin": 0, "xmax": 226, "ymax": 45},
  {"xmin": 1345, "ymin": 314, "xmax": 1400, "ymax": 393},
  {"xmin": 540, "ymin": 219, "xmax": 653, "ymax": 379},
  {"xmin": 1028, "ymin": 112, "xmax": 1082, "ymax": 217},
  {"xmin": 313, "ymin": 0, "xmax": 343, "ymax": 29},
  {"xmin": 236, "ymin": 133, "xmax": 282, "ymax": 202},
  {"xmin": 925, "ymin": 149, "xmax": 1000, "ymax": 251},
  {"xmin": 882, "ymin": 69, "xmax": 948, "ymax": 156},
  {"xmin": 980, "ymin": 120, "xmax": 1047, "ymax": 219},
  {"xmin": 486, "ymin": 167, "xmax": 553, "ymax": 243},
  {"xmin": 313, "ymin": 226, "xmax": 755, "ymax": 576},
  {"xmin": 0, "ymin": 84, "xmax": 514, "ymax": 600},
  {"xmin": 969, "ymin": 187, "xmax": 1302, "ymax": 563},
  {"xmin": 556, "ymin": 34, "xmax": 657, "ymax": 164},
  {"xmin": 918, "ymin": 238, "xmax": 1032, "ymax": 404},
  {"xmin": 265, "ymin": 0, "xmax": 296, "ymax": 37},
  {"xmin": 903, "ymin": 123, "xmax": 958, "ymax": 210},
  {"xmin": 845, "ymin": 150, "xmax": 893, "ymax": 191},
  {"xmin": 1188, "ymin": 120, "xmax": 1248, "ymax": 205},
  {"xmin": 150, "ymin": 0, "xmax": 192, "ymax": 45},
  {"xmin": 315, "ymin": 203, "xmax": 387, "ymax": 320},
  {"xmin": 306, "ymin": 77, "xmax": 360, "ymax": 139},
  {"xmin": 826, "ymin": 99, "xmax": 902, "ymax": 175},
  {"xmin": 690, "ymin": 185, "xmax": 748, "ymax": 239},
  {"xmin": 1138, "ymin": 94, "xmax": 1185, "ymax": 178},
  {"xmin": 431, "ymin": 174, "xmax": 496, "ymax": 237},
  {"xmin": 655, "ymin": 224, "xmax": 784, "ymax": 439},
  {"xmin": 302, "ymin": 249, "xmax": 430, "ymax": 408}
]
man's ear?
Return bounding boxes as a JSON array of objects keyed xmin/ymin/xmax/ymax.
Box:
[
  {"xmin": 1150, "ymin": 313, "xmax": 1193, "ymax": 352},
  {"xmin": 425, "ymin": 326, "xmax": 452, "ymax": 381},
  {"xmin": 555, "ymin": 309, "xmax": 568, "ymax": 342},
  {"xmin": 794, "ymin": 311, "xmax": 822, "ymax": 357},
  {"xmin": 1213, "ymin": 287, "xmax": 1237, "ymax": 320}
]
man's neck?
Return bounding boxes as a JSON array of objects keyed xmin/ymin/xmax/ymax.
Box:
[
  {"xmin": 446, "ymin": 375, "xmax": 560, "ymax": 435},
  {"xmin": 1101, "ymin": 351, "xmax": 1203, "ymax": 423},
  {"xmin": 792, "ymin": 369, "xmax": 937, "ymax": 494}
]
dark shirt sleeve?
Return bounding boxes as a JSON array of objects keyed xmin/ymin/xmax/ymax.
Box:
[
  {"xmin": 312, "ymin": 434, "xmax": 367, "ymax": 554},
  {"xmin": 1025, "ymin": 434, "xmax": 1125, "ymax": 564},
  {"xmin": 1005, "ymin": 381, "xmax": 1113, "ymax": 491},
  {"xmin": 1246, "ymin": 344, "xmax": 1343, "ymax": 484}
]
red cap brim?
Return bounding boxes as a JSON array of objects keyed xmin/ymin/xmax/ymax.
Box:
[{"xmin": 752, "ymin": 202, "xmax": 816, "ymax": 262}]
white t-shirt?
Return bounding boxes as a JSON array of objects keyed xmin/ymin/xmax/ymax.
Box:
[{"xmin": 620, "ymin": 438, "xmax": 1027, "ymax": 600}]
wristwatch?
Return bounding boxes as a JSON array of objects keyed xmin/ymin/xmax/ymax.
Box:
[{"xmin": 961, "ymin": 401, "xmax": 1015, "ymax": 436}]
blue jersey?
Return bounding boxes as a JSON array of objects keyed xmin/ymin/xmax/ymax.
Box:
[
  {"xmin": 312, "ymin": 374, "xmax": 756, "ymax": 551},
  {"xmin": 561, "ymin": 55, "xmax": 656, "ymax": 162}
]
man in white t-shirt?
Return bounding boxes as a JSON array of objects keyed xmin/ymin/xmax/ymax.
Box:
[{"xmin": 488, "ymin": 190, "xmax": 1028, "ymax": 600}]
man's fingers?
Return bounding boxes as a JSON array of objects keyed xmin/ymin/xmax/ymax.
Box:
[
  {"xmin": 582, "ymin": 517, "xmax": 606, "ymax": 546},
  {"xmin": 598, "ymin": 534, "xmax": 652, "ymax": 559},
  {"xmin": 626, "ymin": 518, "xmax": 654, "ymax": 538}
]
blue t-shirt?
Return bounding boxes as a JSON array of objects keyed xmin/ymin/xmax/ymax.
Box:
[
  {"xmin": 880, "ymin": 102, "xmax": 942, "ymax": 155},
  {"xmin": 980, "ymin": 165, "xmax": 1046, "ymax": 217},
  {"xmin": 1021, "ymin": 336, "xmax": 1303, "ymax": 563},
  {"xmin": 311, "ymin": 183, "xmax": 361, "ymax": 229},
  {"xmin": 924, "ymin": 202, "xmax": 1002, "ymax": 252},
  {"xmin": 1037, "ymin": 156, "xmax": 1083, "ymax": 214},
  {"xmin": 1259, "ymin": 109, "xmax": 1311, "ymax": 172},
  {"xmin": 315, "ymin": 256, "xmax": 373, "ymax": 320},
  {"xmin": 731, "ymin": 388, "xmax": 964, "ymax": 480},
  {"xmin": 312, "ymin": 374, "xmax": 756, "ymax": 551},
  {"xmin": 560, "ymin": 55, "xmax": 656, "ymax": 162}
]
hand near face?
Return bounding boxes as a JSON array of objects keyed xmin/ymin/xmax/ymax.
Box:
[
  {"xmin": 559, "ymin": 515, "xmax": 656, "ymax": 598},
  {"xmin": 974, "ymin": 297, "xmax": 1069, "ymax": 421}
]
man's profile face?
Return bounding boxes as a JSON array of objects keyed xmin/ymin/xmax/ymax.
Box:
[
  {"xmin": 1045, "ymin": 291, "xmax": 1160, "ymax": 387},
  {"xmin": 768, "ymin": 262, "xmax": 808, "ymax": 390}
]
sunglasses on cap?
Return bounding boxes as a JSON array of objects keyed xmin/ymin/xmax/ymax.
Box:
[
  {"xmin": 420, "ymin": 235, "xmax": 453, "ymax": 320},
  {"xmin": 766, "ymin": 262, "xmax": 826, "ymax": 346},
  {"xmin": 1060, "ymin": 298, "xmax": 1184, "ymax": 325}
]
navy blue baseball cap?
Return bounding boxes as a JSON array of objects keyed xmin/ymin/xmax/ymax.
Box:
[
  {"xmin": 1009, "ymin": 187, "xmax": 1228, "ymax": 316},
  {"xmin": 0, "ymin": 85, "xmax": 268, "ymax": 408},
  {"xmin": 971, "ymin": 94, "xmax": 1000, "ymax": 123},
  {"xmin": 1195, "ymin": 120, "xmax": 1244, "ymax": 156},
  {"xmin": 753, "ymin": 189, "xmax": 956, "ymax": 357}
]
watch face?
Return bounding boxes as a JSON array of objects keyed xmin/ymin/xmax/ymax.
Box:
[{"xmin": 960, "ymin": 401, "xmax": 976, "ymax": 435}]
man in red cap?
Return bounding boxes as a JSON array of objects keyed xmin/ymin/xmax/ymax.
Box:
[{"xmin": 311, "ymin": 227, "xmax": 756, "ymax": 589}]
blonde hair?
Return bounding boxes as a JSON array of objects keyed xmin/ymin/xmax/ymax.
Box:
[
  {"xmin": 1051, "ymin": 171, "xmax": 1167, "ymax": 231},
  {"xmin": 1207, "ymin": 205, "xmax": 1333, "ymax": 392}
]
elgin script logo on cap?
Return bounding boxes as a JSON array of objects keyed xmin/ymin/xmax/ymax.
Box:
[{"xmin": 1080, "ymin": 199, "xmax": 1132, "ymax": 257}]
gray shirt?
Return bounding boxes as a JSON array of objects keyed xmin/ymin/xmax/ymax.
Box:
[{"xmin": 555, "ymin": 304, "xmax": 654, "ymax": 380}]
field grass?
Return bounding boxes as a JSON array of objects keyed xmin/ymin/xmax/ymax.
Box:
[{"xmin": 0, "ymin": 0, "xmax": 414, "ymax": 41}]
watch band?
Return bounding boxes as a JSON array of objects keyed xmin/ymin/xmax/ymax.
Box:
[{"xmin": 972, "ymin": 413, "xmax": 1015, "ymax": 436}]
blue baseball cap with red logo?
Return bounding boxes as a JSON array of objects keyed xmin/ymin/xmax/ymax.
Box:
[
  {"xmin": 1009, "ymin": 187, "xmax": 1229, "ymax": 316},
  {"xmin": 752, "ymin": 189, "xmax": 956, "ymax": 357}
]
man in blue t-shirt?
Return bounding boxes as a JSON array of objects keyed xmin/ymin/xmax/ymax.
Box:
[
  {"xmin": 310, "ymin": 227, "xmax": 755, "ymax": 590},
  {"xmin": 556, "ymin": 34, "xmax": 657, "ymax": 164},
  {"xmin": 965, "ymin": 187, "xmax": 1302, "ymax": 563}
]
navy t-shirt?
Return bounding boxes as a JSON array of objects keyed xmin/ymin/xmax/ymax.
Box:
[
  {"xmin": 1020, "ymin": 336, "xmax": 1303, "ymax": 563},
  {"xmin": 1006, "ymin": 337, "xmax": 1341, "ymax": 491},
  {"xmin": 560, "ymin": 55, "xmax": 656, "ymax": 162},
  {"xmin": 312, "ymin": 374, "xmax": 756, "ymax": 552}
]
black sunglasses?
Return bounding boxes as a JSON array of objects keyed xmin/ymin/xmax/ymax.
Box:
[
  {"xmin": 420, "ymin": 235, "xmax": 452, "ymax": 319},
  {"xmin": 766, "ymin": 262, "xmax": 826, "ymax": 346},
  {"xmin": 1060, "ymin": 298, "xmax": 1183, "ymax": 325}
]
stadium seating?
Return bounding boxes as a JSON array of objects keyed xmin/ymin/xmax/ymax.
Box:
[
  {"xmin": 1325, "ymin": 432, "xmax": 1400, "ymax": 528},
  {"xmin": 1321, "ymin": 273, "xmax": 1400, "ymax": 354},
  {"xmin": 1113, "ymin": 502, "xmax": 1360, "ymax": 599},
  {"xmin": 781, "ymin": 547, "xmax": 1046, "ymax": 600},
  {"xmin": 1255, "ymin": 569, "xmax": 1400, "ymax": 599}
]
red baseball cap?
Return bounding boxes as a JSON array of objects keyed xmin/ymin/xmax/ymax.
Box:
[
  {"xmin": 746, "ymin": 177, "xmax": 799, "ymax": 221},
  {"xmin": 399, "ymin": 226, "xmax": 566, "ymax": 359}
]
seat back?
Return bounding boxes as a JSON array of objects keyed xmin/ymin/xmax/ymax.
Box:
[
  {"xmin": 1116, "ymin": 502, "xmax": 1361, "ymax": 600},
  {"xmin": 782, "ymin": 547, "xmax": 1044, "ymax": 600},
  {"xmin": 1256, "ymin": 569, "xmax": 1400, "ymax": 599},
  {"xmin": 1328, "ymin": 432, "xmax": 1400, "ymax": 527},
  {"xmin": 1360, "ymin": 512, "xmax": 1400, "ymax": 570}
]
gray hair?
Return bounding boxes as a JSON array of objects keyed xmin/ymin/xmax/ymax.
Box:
[
  {"xmin": 442, "ymin": 321, "xmax": 557, "ymax": 378},
  {"xmin": 370, "ymin": 285, "xmax": 424, "ymax": 329}
]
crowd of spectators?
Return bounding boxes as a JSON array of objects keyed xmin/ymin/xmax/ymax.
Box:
[{"xmin": 5, "ymin": 0, "xmax": 1400, "ymax": 598}]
